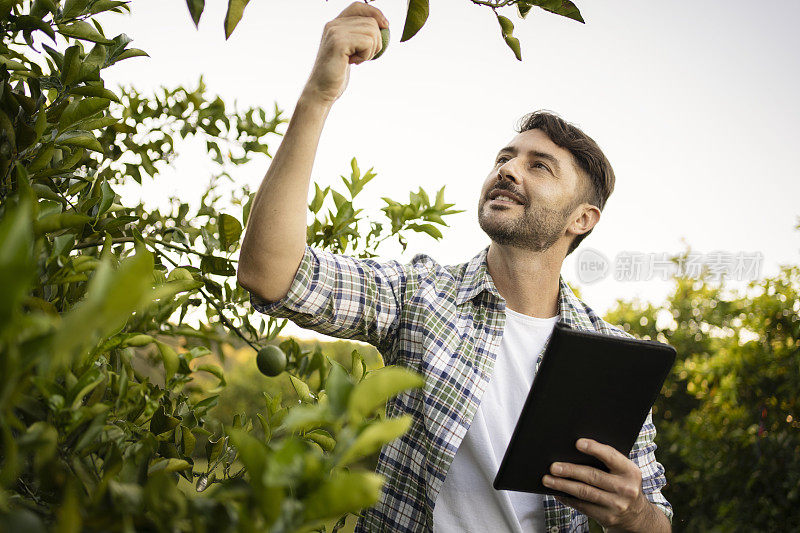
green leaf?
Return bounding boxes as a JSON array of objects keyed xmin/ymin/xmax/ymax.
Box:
[
  {"xmin": 199, "ymin": 255, "xmax": 235, "ymax": 276},
  {"xmin": 12, "ymin": 15, "xmax": 56, "ymax": 41},
  {"xmin": 57, "ymin": 21, "xmax": 114, "ymax": 44},
  {"xmin": 0, "ymin": 110, "xmax": 14, "ymax": 151},
  {"xmin": 338, "ymin": 415, "xmax": 412, "ymax": 466},
  {"xmin": 350, "ymin": 350, "xmax": 367, "ymax": 381},
  {"xmin": 304, "ymin": 429, "xmax": 335, "ymax": 452},
  {"xmin": 331, "ymin": 190, "xmax": 347, "ymax": 211},
  {"xmin": 73, "ymin": 410, "xmax": 108, "ymax": 453},
  {"xmin": 55, "ymin": 131, "xmax": 104, "ymax": 153},
  {"xmin": 224, "ymin": 0, "xmax": 250, "ymax": 39},
  {"xmin": 77, "ymin": 43, "xmax": 106, "ymax": 83},
  {"xmin": 122, "ymin": 334, "xmax": 154, "ymax": 347},
  {"xmin": 497, "ymin": 14, "xmax": 514, "ymax": 35},
  {"xmin": 180, "ymin": 426, "xmax": 196, "ymax": 455},
  {"xmin": 32, "ymin": 0, "xmax": 58, "ymax": 17},
  {"xmin": 434, "ymin": 186, "xmax": 446, "ymax": 210},
  {"xmin": 85, "ymin": 0, "xmax": 129, "ymax": 16},
  {"xmin": 186, "ymin": 0, "xmax": 204, "ymax": 27},
  {"xmin": 68, "ymin": 367, "xmax": 104, "ymax": 409},
  {"xmin": 0, "ymin": 0, "xmax": 22, "ymax": 18},
  {"xmin": 58, "ymin": 44, "xmax": 81, "ymax": 85},
  {"xmin": 302, "ymin": 471, "xmax": 384, "ymax": 523},
  {"xmin": 0, "ymin": 201, "xmax": 35, "ymax": 331},
  {"xmin": 156, "ymin": 341, "xmax": 179, "ymax": 383},
  {"xmin": 69, "ymin": 85, "xmax": 120, "ymax": 102},
  {"xmin": 147, "ymin": 458, "xmax": 191, "ymax": 475},
  {"xmin": 33, "ymin": 105, "xmax": 48, "ymax": 141},
  {"xmin": 227, "ymin": 428, "xmax": 266, "ymax": 483},
  {"xmin": 59, "ymin": 97, "xmax": 110, "ymax": 131},
  {"xmin": 63, "ymin": 0, "xmax": 92, "ymax": 18},
  {"xmin": 218, "ymin": 213, "xmax": 242, "ymax": 250},
  {"xmin": 350, "ymin": 157, "xmax": 361, "ymax": 180},
  {"xmin": 17, "ymin": 422, "xmax": 58, "ymax": 464},
  {"xmin": 309, "ymin": 183, "xmax": 328, "ymax": 214},
  {"xmin": 283, "ymin": 404, "xmax": 331, "ymax": 432},
  {"xmin": 111, "ymin": 48, "xmax": 148, "ymax": 63},
  {"xmin": 504, "ymin": 36, "xmax": 522, "ymax": 61},
  {"xmin": 195, "ymin": 364, "xmax": 226, "ymax": 386},
  {"xmin": 35, "ymin": 213, "xmax": 92, "ymax": 234},
  {"xmin": 406, "ymin": 222, "xmax": 442, "ymax": 239},
  {"xmin": 348, "ymin": 366, "xmax": 425, "ymax": 419},
  {"xmin": 150, "ymin": 405, "xmax": 180, "ymax": 434},
  {"xmin": 0, "ymin": 57, "xmax": 27, "ymax": 71},
  {"xmin": 194, "ymin": 395, "xmax": 219, "ymax": 415},
  {"xmin": 401, "ymin": 0, "xmax": 429, "ymax": 42},
  {"xmin": 538, "ymin": 0, "xmax": 584, "ymax": 23},
  {"xmin": 28, "ymin": 144, "xmax": 54, "ymax": 171},
  {"xmin": 98, "ymin": 180, "xmax": 115, "ymax": 215},
  {"xmin": 517, "ymin": 0, "xmax": 534, "ymax": 18},
  {"xmin": 80, "ymin": 116, "xmax": 119, "ymax": 131},
  {"xmin": 497, "ymin": 14, "xmax": 522, "ymax": 61},
  {"xmin": 326, "ymin": 362, "xmax": 354, "ymax": 417},
  {"xmin": 289, "ymin": 375, "xmax": 315, "ymax": 403}
]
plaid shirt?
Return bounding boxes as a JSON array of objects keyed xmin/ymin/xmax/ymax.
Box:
[{"xmin": 251, "ymin": 245, "xmax": 673, "ymax": 533}]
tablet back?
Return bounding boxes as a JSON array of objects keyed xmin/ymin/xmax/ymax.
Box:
[{"xmin": 493, "ymin": 322, "xmax": 676, "ymax": 495}]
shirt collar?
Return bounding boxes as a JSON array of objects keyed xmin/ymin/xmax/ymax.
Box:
[
  {"xmin": 456, "ymin": 247, "xmax": 501, "ymax": 304},
  {"xmin": 456, "ymin": 246, "xmax": 595, "ymax": 330}
]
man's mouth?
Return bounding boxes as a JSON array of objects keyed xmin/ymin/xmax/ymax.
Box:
[{"xmin": 487, "ymin": 188, "xmax": 526, "ymax": 206}]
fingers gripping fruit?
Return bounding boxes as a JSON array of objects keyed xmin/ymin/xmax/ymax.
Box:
[{"xmin": 371, "ymin": 27, "xmax": 390, "ymax": 60}]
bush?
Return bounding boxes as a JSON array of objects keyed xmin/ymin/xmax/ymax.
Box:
[
  {"xmin": 605, "ymin": 250, "xmax": 800, "ymax": 531},
  {"xmin": 0, "ymin": 1, "xmax": 463, "ymax": 531}
]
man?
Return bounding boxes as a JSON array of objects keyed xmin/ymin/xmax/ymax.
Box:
[{"xmin": 237, "ymin": 3, "xmax": 673, "ymax": 532}]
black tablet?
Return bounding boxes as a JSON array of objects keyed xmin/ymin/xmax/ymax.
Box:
[{"xmin": 493, "ymin": 321, "xmax": 676, "ymax": 496}]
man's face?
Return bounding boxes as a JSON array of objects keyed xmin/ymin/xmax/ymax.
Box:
[{"xmin": 478, "ymin": 128, "xmax": 586, "ymax": 252}]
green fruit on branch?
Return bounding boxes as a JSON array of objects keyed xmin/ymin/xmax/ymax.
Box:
[
  {"xmin": 371, "ymin": 28, "xmax": 390, "ymax": 60},
  {"xmin": 256, "ymin": 345, "xmax": 287, "ymax": 377}
]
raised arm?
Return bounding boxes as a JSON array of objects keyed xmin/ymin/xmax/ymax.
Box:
[{"xmin": 237, "ymin": 2, "xmax": 389, "ymax": 302}]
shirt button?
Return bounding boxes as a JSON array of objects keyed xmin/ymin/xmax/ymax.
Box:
[{"xmin": 548, "ymin": 527, "xmax": 559, "ymax": 533}]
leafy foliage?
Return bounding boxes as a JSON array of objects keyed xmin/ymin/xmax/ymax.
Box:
[
  {"xmin": 605, "ymin": 250, "xmax": 800, "ymax": 531},
  {"xmin": 208, "ymin": 0, "xmax": 585, "ymax": 61},
  {"xmin": 306, "ymin": 157, "xmax": 463, "ymax": 256},
  {"xmin": 0, "ymin": 1, "xmax": 462, "ymax": 531}
]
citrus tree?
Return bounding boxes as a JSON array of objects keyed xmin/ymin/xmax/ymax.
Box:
[
  {"xmin": 605, "ymin": 243, "xmax": 800, "ymax": 531},
  {"xmin": 216, "ymin": 0, "xmax": 586, "ymax": 61},
  {"xmin": 0, "ymin": 1, "xmax": 466, "ymax": 531}
]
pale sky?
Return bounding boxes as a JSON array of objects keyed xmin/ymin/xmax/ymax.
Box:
[{"xmin": 100, "ymin": 0, "xmax": 800, "ymax": 325}]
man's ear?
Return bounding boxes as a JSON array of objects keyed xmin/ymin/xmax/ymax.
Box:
[{"xmin": 568, "ymin": 204, "xmax": 601, "ymax": 238}]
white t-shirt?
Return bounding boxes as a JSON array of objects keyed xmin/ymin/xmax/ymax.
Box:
[{"xmin": 433, "ymin": 308, "xmax": 559, "ymax": 533}]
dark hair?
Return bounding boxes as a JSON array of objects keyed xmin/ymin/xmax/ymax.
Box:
[{"xmin": 516, "ymin": 110, "xmax": 615, "ymax": 256}]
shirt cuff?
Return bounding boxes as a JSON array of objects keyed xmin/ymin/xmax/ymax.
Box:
[{"xmin": 248, "ymin": 245, "xmax": 328, "ymax": 318}]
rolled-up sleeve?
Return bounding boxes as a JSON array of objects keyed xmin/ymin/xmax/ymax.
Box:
[
  {"xmin": 630, "ymin": 409, "xmax": 673, "ymax": 522},
  {"xmin": 249, "ymin": 246, "xmax": 414, "ymax": 356}
]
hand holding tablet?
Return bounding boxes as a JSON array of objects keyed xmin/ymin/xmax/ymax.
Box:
[
  {"xmin": 493, "ymin": 322, "xmax": 676, "ymax": 495},
  {"xmin": 492, "ymin": 322, "xmax": 676, "ymax": 530}
]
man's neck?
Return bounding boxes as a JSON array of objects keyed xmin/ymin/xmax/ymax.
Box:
[{"xmin": 485, "ymin": 242, "xmax": 564, "ymax": 319}]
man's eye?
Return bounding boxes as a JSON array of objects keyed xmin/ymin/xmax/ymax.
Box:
[
  {"xmin": 496, "ymin": 156, "xmax": 509, "ymax": 165},
  {"xmin": 532, "ymin": 162, "xmax": 549, "ymax": 171}
]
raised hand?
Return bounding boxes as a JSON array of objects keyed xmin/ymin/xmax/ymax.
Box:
[{"xmin": 302, "ymin": 1, "xmax": 389, "ymax": 105}]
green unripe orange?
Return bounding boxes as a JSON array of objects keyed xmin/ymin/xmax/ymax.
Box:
[
  {"xmin": 256, "ymin": 345, "xmax": 287, "ymax": 377},
  {"xmin": 371, "ymin": 28, "xmax": 390, "ymax": 60}
]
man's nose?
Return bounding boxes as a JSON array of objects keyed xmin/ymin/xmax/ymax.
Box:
[{"xmin": 497, "ymin": 159, "xmax": 521, "ymax": 184}]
